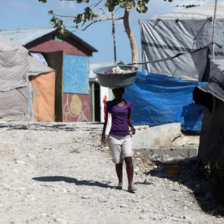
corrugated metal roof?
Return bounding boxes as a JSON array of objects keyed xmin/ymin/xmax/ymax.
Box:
[
  {"xmin": 0, "ymin": 27, "xmax": 98, "ymax": 52},
  {"xmin": 0, "ymin": 27, "xmax": 56, "ymax": 45}
]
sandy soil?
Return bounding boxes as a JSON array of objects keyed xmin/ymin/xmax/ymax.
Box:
[{"xmin": 0, "ymin": 121, "xmax": 223, "ymax": 224}]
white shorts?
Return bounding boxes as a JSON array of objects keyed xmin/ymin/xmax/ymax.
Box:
[{"xmin": 108, "ymin": 135, "xmax": 132, "ymax": 164}]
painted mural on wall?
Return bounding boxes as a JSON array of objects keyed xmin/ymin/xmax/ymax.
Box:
[
  {"xmin": 63, "ymin": 93, "xmax": 89, "ymax": 122},
  {"xmin": 63, "ymin": 54, "xmax": 89, "ymax": 94}
]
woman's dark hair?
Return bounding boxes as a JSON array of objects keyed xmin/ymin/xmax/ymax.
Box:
[
  {"xmin": 112, "ymin": 87, "xmax": 125, "ymax": 96},
  {"xmin": 120, "ymin": 87, "xmax": 125, "ymax": 93}
]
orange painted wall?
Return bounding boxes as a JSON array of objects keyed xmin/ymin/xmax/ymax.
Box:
[{"xmin": 30, "ymin": 71, "xmax": 56, "ymax": 121}]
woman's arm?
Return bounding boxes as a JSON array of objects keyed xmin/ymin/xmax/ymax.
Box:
[
  {"xmin": 101, "ymin": 110, "xmax": 108, "ymax": 144},
  {"xmin": 128, "ymin": 110, "xmax": 136, "ymax": 135}
]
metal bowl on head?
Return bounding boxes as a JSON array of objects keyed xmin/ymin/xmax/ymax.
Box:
[{"xmin": 93, "ymin": 65, "xmax": 137, "ymax": 88}]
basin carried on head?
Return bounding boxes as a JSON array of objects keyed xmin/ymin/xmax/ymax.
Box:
[{"xmin": 93, "ymin": 65, "xmax": 137, "ymax": 88}]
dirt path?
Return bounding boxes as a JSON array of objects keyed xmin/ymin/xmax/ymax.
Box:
[{"xmin": 0, "ymin": 122, "xmax": 223, "ymax": 224}]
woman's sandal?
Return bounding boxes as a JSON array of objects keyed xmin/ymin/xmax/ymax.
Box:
[
  {"xmin": 128, "ymin": 186, "xmax": 136, "ymax": 193},
  {"xmin": 115, "ymin": 183, "xmax": 123, "ymax": 190}
]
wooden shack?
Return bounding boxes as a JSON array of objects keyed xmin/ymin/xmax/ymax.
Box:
[{"xmin": 0, "ymin": 27, "xmax": 97, "ymax": 122}]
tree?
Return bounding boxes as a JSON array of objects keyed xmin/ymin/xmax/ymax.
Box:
[{"xmin": 38, "ymin": 0, "xmax": 172, "ymax": 64}]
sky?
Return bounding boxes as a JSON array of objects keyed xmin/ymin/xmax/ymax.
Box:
[{"xmin": 0, "ymin": 0, "xmax": 216, "ymax": 64}]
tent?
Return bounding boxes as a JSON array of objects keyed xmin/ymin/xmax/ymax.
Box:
[
  {"xmin": 0, "ymin": 35, "xmax": 56, "ymax": 121},
  {"xmin": 193, "ymin": 59, "xmax": 224, "ymax": 165},
  {"xmin": 139, "ymin": 2, "xmax": 224, "ymax": 81}
]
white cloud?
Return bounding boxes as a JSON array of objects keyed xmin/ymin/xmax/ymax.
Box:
[{"xmin": 54, "ymin": 0, "xmax": 78, "ymax": 14}]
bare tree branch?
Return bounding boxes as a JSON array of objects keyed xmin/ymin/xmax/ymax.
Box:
[
  {"xmin": 52, "ymin": 14, "xmax": 75, "ymax": 18},
  {"xmin": 79, "ymin": 17, "xmax": 124, "ymax": 31},
  {"xmin": 91, "ymin": 0, "xmax": 104, "ymax": 8},
  {"xmin": 99, "ymin": 8, "xmax": 109, "ymax": 19}
]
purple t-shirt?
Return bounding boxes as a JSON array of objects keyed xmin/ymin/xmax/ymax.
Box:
[{"xmin": 106, "ymin": 100, "xmax": 133, "ymax": 136}]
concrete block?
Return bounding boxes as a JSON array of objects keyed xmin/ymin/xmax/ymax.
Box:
[{"xmin": 132, "ymin": 123, "xmax": 181, "ymax": 150}]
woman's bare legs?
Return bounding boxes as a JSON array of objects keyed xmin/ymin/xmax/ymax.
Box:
[
  {"xmin": 124, "ymin": 157, "xmax": 133, "ymax": 187},
  {"xmin": 115, "ymin": 162, "xmax": 123, "ymax": 186}
]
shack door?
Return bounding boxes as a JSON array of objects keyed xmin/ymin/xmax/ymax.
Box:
[{"xmin": 43, "ymin": 51, "xmax": 64, "ymax": 122}]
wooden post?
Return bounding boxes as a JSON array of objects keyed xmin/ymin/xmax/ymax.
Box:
[
  {"xmin": 112, "ymin": 12, "xmax": 117, "ymax": 64},
  {"xmin": 212, "ymin": 0, "xmax": 218, "ymax": 59},
  {"xmin": 89, "ymin": 81, "xmax": 95, "ymax": 122}
]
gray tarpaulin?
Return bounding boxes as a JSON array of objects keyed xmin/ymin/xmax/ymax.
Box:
[
  {"xmin": 28, "ymin": 55, "xmax": 52, "ymax": 78},
  {"xmin": 139, "ymin": 3, "xmax": 224, "ymax": 81},
  {"xmin": 0, "ymin": 34, "xmax": 53, "ymax": 120},
  {"xmin": 193, "ymin": 59, "xmax": 224, "ymax": 165},
  {"xmin": 0, "ymin": 35, "xmax": 28, "ymax": 92},
  {"xmin": 196, "ymin": 59, "xmax": 224, "ymax": 102},
  {"xmin": 0, "ymin": 35, "xmax": 29, "ymax": 120},
  {"xmin": 0, "ymin": 87, "xmax": 29, "ymax": 120}
]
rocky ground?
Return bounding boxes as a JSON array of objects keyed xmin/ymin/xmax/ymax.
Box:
[{"xmin": 0, "ymin": 121, "xmax": 224, "ymax": 224}]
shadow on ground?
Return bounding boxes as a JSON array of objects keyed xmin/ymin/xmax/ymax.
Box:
[
  {"xmin": 33, "ymin": 176, "xmax": 115, "ymax": 189},
  {"xmin": 0, "ymin": 123, "xmax": 102, "ymax": 132},
  {"xmin": 0, "ymin": 124, "xmax": 75, "ymax": 131},
  {"xmin": 144, "ymin": 157, "xmax": 224, "ymax": 216}
]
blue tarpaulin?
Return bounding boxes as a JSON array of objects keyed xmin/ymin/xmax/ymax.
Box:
[{"xmin": 124, "ymin": 71, "xmax": 207, "ymax": 131}]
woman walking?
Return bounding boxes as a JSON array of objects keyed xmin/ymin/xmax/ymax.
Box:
[{"xmin": 101, "ymin": 87, "xmax": 136, "ymax": 193}]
